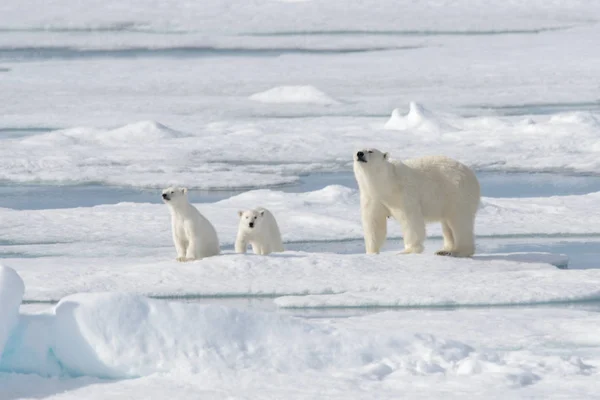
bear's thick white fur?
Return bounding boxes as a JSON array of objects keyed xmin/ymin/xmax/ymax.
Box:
[
  {"xmin": 162, "ymin": 187, "xmax": 220, "ymax": 261},
  {"xmin": 235, "ymin": 207, "xmax": 284, "ymax": 255},
  {"xmin": 353, "ymin": 149, "xmax": 480, "ymax": 257}
]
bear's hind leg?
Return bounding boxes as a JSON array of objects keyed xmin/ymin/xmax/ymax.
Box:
[
  {"xmin": 444, "ymin": 214, "xmax": 475, "ymax": 257},
  {"xmin": 435, "ymin": 221, "xmax": 455, "ymax": 256}
]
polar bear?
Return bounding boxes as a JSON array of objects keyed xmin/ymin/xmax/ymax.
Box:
[
  {"xmin": 353, "ymin": 149, "xmax": 480, "ymax": 257},
  {"xmin": 235, "ymin": 207, "xmax": 284, "ymax": 255},
  {"xmin": 162, "ymin": 187, "xmax": 220, "ymax": 261}
]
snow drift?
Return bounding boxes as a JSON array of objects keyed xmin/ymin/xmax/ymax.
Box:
[
  {"xmin": 384, "ymin": 102, "xmax": 456, "ymax": 132},
  {"xmin": 249, "ymin": 85, "xmax": 339, "ymax": 105},
  {"xmin": 1, "ymin": 290, "xmax": 593, "ymax": 386}
]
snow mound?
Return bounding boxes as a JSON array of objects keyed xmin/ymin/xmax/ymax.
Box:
[
  {"xmin": 53, "ymin": 292, "xmax": 344, "ymax": 378},
  {"xmin": 23, "ymin": 121, "xmax": 186, "ymax": 146},
  {"xmin": 249, "ymin": 85, "xmax": 338, "ymax": 105},
  {"xmin": 0, "ymin": 313, "xmax": 61, "ymax": 377},
  {"xmin": 101, "ymin": 121, "xmax": 188, "ymax": 143},
  {"xmin": 0, "ymin": 265, "xmax": 25, "ymax": 358},
  {"xmin": 2, "ymin": 291, "xmax": 590, "ymax": 385},
  {"xmin": 384, "ymin": 102, "xmax": 456, "ymax": 132}
]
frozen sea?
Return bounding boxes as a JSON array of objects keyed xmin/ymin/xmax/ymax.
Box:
[{"xmin": 2, "ymin": 1, "xmax": 600, "ymax": 399}]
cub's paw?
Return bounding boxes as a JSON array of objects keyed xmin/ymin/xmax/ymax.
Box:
[
  {"xmin": 176, "ymin": 256, "xmax": 188, "ymax": 262},
  {"xmin": 435, "ymin": 250, "xmax": 455, "ymax": 257}
]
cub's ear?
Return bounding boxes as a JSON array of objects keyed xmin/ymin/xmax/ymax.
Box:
[
  {"xmin": 181, "ymin": 188, "xmax": 188, "ymax": 194},
  {"xmin": 238, "ymin": 210, "xmax": 244, "ymax": 217},
  {"xmin": 383, "ymin": 152, "xmax": 389, "ymax": 160},
  {"xmin": 259, "ymin": 210, "xmax": 265, "ymax": 217}
]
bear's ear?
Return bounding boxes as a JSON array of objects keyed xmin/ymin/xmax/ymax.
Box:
[
  {"xmin": 181, "ymin": 188, "xmax": 188, "ymax": 194},
  {"xmin": 238, "ymin": 210, "xmax": 244, "ymax": 217},
  {"xmin": 259, "ymin": 210, "xmax": 265, "ymax": 217},
  {"xmin": 383, "ymin": 152, "xmax": 389, "ymax": 160}
]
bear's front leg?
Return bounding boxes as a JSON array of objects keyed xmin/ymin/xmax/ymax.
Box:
[
  {"xmin": 185, "ymin": 239, "xmax": 200, "ymax": 261},
  {"xmin": 174, "ymin": 234, "xmax": 188, "ymax": 262},
  {"xmin": 251, "ymin": 242, "xmax": 264, "ymax": 255},
  {"xmin": 235, "ymin": 235, "xmax": 248, "ymax": 254},
  {"xmin": 361, "ymin": 198, "xmax": 388, "ymax": 254}
]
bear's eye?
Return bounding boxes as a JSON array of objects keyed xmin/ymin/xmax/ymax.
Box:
[
  {"xmin": 170, "ymin": 191, "xmax": 174, "ymax": 194},
  {"xmin": 367, "ymin": 150, "xmax": 373, "ymax": 153},
  {"xmin": 254, "ymin": 216, "xmax": 257, "ymax": 220},
  {"xmin": 245, "ymin": 216, "xmax": 249, "ymax": 219}
]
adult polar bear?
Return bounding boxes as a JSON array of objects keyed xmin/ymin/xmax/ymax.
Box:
[{"xmin": 353, "ymin": 149, "xmax": 480, "ymax": 257}]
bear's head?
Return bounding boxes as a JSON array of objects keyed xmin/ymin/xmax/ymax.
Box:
[
  {"xmin": 161, "ymin": 187, "xmax": 188, "ymax": 204},
  {"xmin": 238, "ymin": 208, "xmax": 266, "ymax": 231},
  {"xmin": 353, "ymin": 148, "xmax": 392, "ymax": 185},
  {"xmin": 354, "ymin": 148, "xmax": 389, "ymax": 167}
]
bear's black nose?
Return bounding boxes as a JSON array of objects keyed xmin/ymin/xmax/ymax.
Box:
[
  {"xmin": 249, "ymin": 222, "xmax": 254, "ymax": 228},
  {"xmin": 162, "ymin": 193, "xmax": 168, "ymax": 199},
  {"xmin": 357, "ymin": 151, "xmax": 364, "ymax": 158}
]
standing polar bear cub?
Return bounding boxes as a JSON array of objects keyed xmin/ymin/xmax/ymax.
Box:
[
  {"xmin": 235, "ymin": 207, "xmax": 284, "ymax": 255},
  {"xmin": 162, "ymin": 187, "xmax": 220, "ymax": 261},
  {"xmin": 353, "ymin": 149, "xmax": 480, "ymax": 257}
]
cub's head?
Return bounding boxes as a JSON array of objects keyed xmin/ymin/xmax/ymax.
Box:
[
  {"xmin": 161, "ymin": 187, "xmax": 188, "ymax": 203},
  {"xmin": 238, "ymin": 208, "xmax": 266, "ymax": 230},
  {"xmin": 354, "ymin": 148, "xmax": 389, "ymax": 167}
]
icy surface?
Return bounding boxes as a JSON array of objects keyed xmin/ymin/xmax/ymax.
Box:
[
  {"xmin": 0, "ymin": 265, "xmax": 24, "ymax": 358},
  {"xmin": 2, "ymin": 109, "xmax": 600, "ymax": 188},
  {"xmin": 2, "ymin": 0, "xmax": 598, "ymax": 33},
  {"xmin": 4, "ymin": 252, "xmax": 597, "ymax": 304},
  {"xmin": 473, "ymin": 252, "xmax": 569, "ymax": 269},
  {"xmin": 1, "ymin": 186, "xmax": 600, "ymax": 260}
]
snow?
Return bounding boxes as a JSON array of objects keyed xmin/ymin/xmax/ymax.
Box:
[
  {"xmin": 0, "ymin": 288, "xmax": 595, "ymax": 384},
  {"xmin": 473, "ymin": 252, "xmax": 569, "ymax": 269},
  {"xmin": 0, "ymin": 265, "xmax": 24, "ymax": 358},
  {"xmin": 249, "ymin": 86, "xmax": 338, "ymax": 105},
  {"xmin": 1, "ymin": 287, "xmax": 598, "ymax": 399},
  {"xmin": 2, "ymin": 107, "xmax": 600, "ymax": 188},
  {"xmin": 2, "ymin": 251, "xmax": 595, "ymax": 305},
  {"xmin": 2, "ymin": 1, "xmax": 600, "ymax": 191}
]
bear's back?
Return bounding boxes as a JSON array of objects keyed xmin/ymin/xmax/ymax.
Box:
[{"xmin": 402, "ymin": 155, "xmax": 480, "ymax": 217}]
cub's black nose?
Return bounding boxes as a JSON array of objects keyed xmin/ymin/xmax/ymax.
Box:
[
  {"xmin": 249, "ymin": 222, "xmax": 254, "ymax": 228},
  {"xmin": 357, "ymin": 151, "xmax": 364, "ymax": 158},
  {"xmin": 162, "ymin": 193, "xmax": 168, "ymax": 199}
]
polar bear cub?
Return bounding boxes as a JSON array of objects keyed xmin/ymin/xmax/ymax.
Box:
[
  {"xmin": 353, "ymin": 148, "xmax": 480, "ymax": 257},
  {"xmin": 235, "ymin": 207, "xmax": 284, "ymax": 255},
  {"xmin": 162, "ymin": 187, "xmax": 220, "ymax": 261}
]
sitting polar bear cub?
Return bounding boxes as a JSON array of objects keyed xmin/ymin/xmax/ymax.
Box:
[
  {"xmin": 162, "ymin": 187, "xmax": 220, "ymax": 261},
  {"xmin": 353, "ymin": 149, "xmax": 480, "ymax": 257},
  {"xmin": 235, "ymin": 207, "xmax": 284, "ymax": 255}
]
